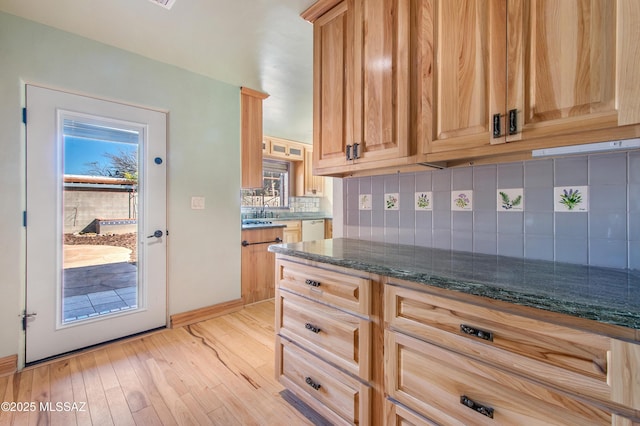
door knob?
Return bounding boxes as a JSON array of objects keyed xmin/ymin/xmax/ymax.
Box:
[{"xmin": 147, "ymin": 230, "xmax": 163, "ymax": 238}]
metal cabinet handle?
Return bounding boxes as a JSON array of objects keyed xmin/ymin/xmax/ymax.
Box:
[
  {"xmin": 508, "ymin": 109, "xmax": 518, "ymax": 135},
  {"xmin": 460, "ymin": 324, "xmax": 493, "ymax": 341},
  {"xmin": 353, "ymin": 143, "xmax": 360, "ymax": 159},
  {"xmin": 346, "ymin": 144, "xmax": 352, "ymax": 161},
  {"xmin": 305, "ymin": 377, "xmax": 321, "ymax": 390},
  {"xmin": 305, "ymin": 323, "xmax": 321, "ymax": 334},
  {"xmin": 304, "ymin": 279, "xmax": 321, "ymax": 287},
  {"xmin": 460, "ymin": 395, "xmax": 494, "ymax": 419},
  {"xmin": 492, "ymin": 114, "xmax": 502, "ymax": 138}
]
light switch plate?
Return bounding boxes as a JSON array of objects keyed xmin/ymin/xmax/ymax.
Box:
[{"xmin": 191, "ymin": 196, "xmax": 205, "ymax": 210}]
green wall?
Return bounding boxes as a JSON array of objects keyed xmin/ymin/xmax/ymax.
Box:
[{"xmin": 0, "ymin": 12, "xmax": 242, "ymax": 363}]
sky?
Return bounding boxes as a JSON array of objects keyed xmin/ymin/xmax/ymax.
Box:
[{"xmin": 64, "ymin": 137, "xmax": 137, "ymax": 175}]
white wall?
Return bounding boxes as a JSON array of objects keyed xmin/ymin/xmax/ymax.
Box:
[{"xmin": 0, "ymin": 12, "xmax": 243, "ymax": 361}]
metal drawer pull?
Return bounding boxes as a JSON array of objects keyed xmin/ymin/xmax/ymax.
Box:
[
  {"xmin": 460, "ymin": 324, "xmax": 493, "ymax": 341},
  {"xmin": 508, "ymin": 108, "xmax": 518, "ymax": 135},
  {"xmin": 460, "ymin": 395, "xmax": 494, "ymax": 419},
  {"xmin": 304, "ymin": 279, "xmax": 321, "ymax": 287},
  {"xmin": 305, "ymin": 377, "xmax": 321, "ymax": 390},
  {"xmin": 492, "ymin": 113, "xmax": 502, "ymax": 138},
  {"xmin": 305, "ymin": 323, "xmax": 321, "ymax": 334}
]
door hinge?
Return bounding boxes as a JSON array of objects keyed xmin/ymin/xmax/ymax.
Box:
[
  {"xmin": 22, "ymin": 107, "xmax": 27, "ymax": 125},
  {"xmin": 21, "ymin": 311, "xmax": 37, "ymax": 331},
  {"xmin": 23, "ymin": 211, "xmax": 27, "ymax": 227}
]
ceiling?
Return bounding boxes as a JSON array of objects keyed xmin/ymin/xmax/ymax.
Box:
[{"xmin": 0, "ymin": 0, "xmax": 317, "ymax": 143}]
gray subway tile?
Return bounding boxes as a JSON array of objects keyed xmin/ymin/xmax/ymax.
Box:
[
  {"xmin": 384, "ymin": 174, "xmax": 399, "ymax": 193},
  {"xmin": 433, "ymin": 229, "xmax": 451, "ymax": 250},
  {"xmin": 346, "ymin": 178, "xmax": 359, "ymax": 198},
  {"xmin": 473, "ymin": 165, "xmax": 497, "ymax": 191},
  {"xmin": 630, "ymin": 213, "xmax": 640, "ymax": 241},
  {"xmin": 384, "ymin": 224, "xmax": 399, "ymax": 245},
  {"xmin": 498, "ymin": 162, "xmax": 524, "ymax": 188},
  {"xmin": 474, "ymin": 210, "xmax": 497, "ymax": 233},
  {"xmin": 359, "ymin": 176, "xmax": 372, "ymax": 194},
  {"xmin": 433, "ymin": 209, "xmax": 451, "ymax": 230},
  {"xmin": 346, "ymin": 209, "xmax": 359, "ymax": 226},
  {"xmin": 589, "ymin": 212, "xmax": 627, "ymax": 240},
  {"xmin": 474, "ymin": 187, "xmax": 496, "ymax": 211},
  {"xmin": 589, "ymin": 239, "xmax": 627, "ymax": 269},
  {"xmin": 630, "ymin": 184, "xmax": 640, "ymax": 212},
  {"xmin": 555, "ymin": 212, "xmax": 588, "ymax": 238},
  {"xmin": 473, "ymin": 232, "xmax": 497, "ymax": 255},
  {"xmin": 433, "ymin": 169, "xmax": 451, "ymax": 191},
  {"xmin": 385, "ymin": 210, "xmax": 399, "ymax": 228},
  {"xmin": 555, "ymin": 238, "xmax": 588, "ymax": 265},
  {"xmin": 589, "ymin": 185, "xmax": 627, "ymax": 212},
  {"xmin": 452, "ymin": 211, "xmax": 473, "ymax": 232},
  {"xmin": 525, "ymin": 235, "xmax": 554, "ymax": 261},
  {"xmin": 372, "ymin": 175, "xmax": 385, "ymax": 194},
  {"xmin": 452, "ymin": 231, "xmax": 473, "ymax": 252},
  {"xmin": 452, "ymin": 167, "xmax": 473, "ymax": 190},
  {"xmin": 399, "ymin": 173, "xmax": 415, "ymax": 192},
  {"xmin": 524, "ymin": 212, "xmax": 554, "ymax": 236},
  {"xmin": 497, "ymin": 234, "xmax": 524, "ymax": 258},
  {"xmin": 554, "ymin": 156, "xmax": 588, "ymax": 186},
  {"xmin": 497, "ymin": 212, "xmax": 523, "ymax": 234},
  {"xmin": 433, "ymin": 191, "xmax": 451, "ymax": 211},
  {"xmin": 525, "ymin": 159, "xmax": 554, "ymax": 188},
  {"xmin": 415, "ymin": 171, "xmax": 432, "ymax": 191},
  {"xmin": 589, "ymin": 153, "xmax": 627, "ymax": 185},
  {"xmin": 399, "ymin": 227, "xmax": 415, "ymax": 246},
  {"xmin": 630, "ymin": 150, "xmax": 640, "ymax": 184},
  {"xmin": 630, "ymin": 241, "xmax": 640, "ymax": 270},
  {"xmin": 524, "ymin": 187, "xmax": 554, "ymax": 212}
]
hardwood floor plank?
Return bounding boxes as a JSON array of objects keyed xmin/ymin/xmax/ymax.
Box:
[
  {"xmin": 49, "ymin": 360, "xmax": 78, "ymax": 426},
  {"xmin": 3, "ymin": 301, "xmax": 322, "ymax": 426},
  {"xmin": 120, "ymin": 341, "xmax": 176, "ymax": 426},
  {"xmin": 68, "ymin": 357, "xmax": 92, "ymax": 426},
  {"xmin": 78, "ymin": 353, "xmax": 114, "ymax": 426},
  {"xmin": 104, "ymin": 345, "xmax": 150, "ymax": 414}
]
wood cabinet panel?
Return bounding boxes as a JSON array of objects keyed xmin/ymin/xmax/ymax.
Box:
[
  {"xmin": 386, "ymin": 330, "xmax": 612, "ymax": 425},
  {"xmin": 240, "ymin": 227, "xmax": 282, "ymax": 304},
  {"xmin": 240, "ymin": 87, "xmax": 268, "ymax": 188},
  {"xmin": 277, "ymin": 289, "xmax": 370, "ymax": 378},
  {"xmin": 385, "ymin": 284, "xmax": 612, "ymax": 402},
  {"xmin": 276, "ymin": 336, "xmax": 371, "ymax": 425},
  {"xmin": 271, "ymin": 220, "xmax": 301, "ymax": 243},
  {"xmin": 276, "ymin": 259, "xmax": 371, "ymax": 315}
]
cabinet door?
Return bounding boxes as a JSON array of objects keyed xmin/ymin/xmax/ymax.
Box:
[
  {"xmin": 313, "ymin": 1, "xmax": 354, "ymax": 170},
  {"xmin": 507, "ymin": 0, "xmax": 619, "ymax": 142},
  {"xmin": 241, "ymin": 87, "xmax": 269, "ymax": 188},
  {"xmin": 304, "ymin": 148, "xmax": 324, "ymax": 195},
  {"xmin": 353, "ymin": 0, "xmax": 411, "ymax": 163},
  {"xmin": 420, "ymin": 0, "xmax": 505, "ymax": 157}
]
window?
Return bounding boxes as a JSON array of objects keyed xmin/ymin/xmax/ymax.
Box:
[{"xmin": 241, "ymin": 159, "xmax": 290, "ymax": 208}]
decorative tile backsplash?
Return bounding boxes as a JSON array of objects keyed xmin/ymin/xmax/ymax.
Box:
[{"xmin": 343, "ymin": 149, "xmax": 640, "ymax": 269}]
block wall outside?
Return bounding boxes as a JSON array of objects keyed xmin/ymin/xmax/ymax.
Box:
[{"xmin": 63, "ymin": 189, "xmax": 137, "ymax": 234}]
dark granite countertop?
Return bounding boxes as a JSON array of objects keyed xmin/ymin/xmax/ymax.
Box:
[
  {"xmin": 268, "ymin": 238, "xmax": 640, "ymax": 330},
  {"xmin": 241, "ymin": 223, "xmax": 287, "ymax": 230}
]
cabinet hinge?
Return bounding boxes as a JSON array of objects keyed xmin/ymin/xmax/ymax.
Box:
[{"xmin": 22, "ymin": 107, "xmax": 27, "ymax": 125}]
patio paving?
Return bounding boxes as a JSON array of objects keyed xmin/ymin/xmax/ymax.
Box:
[{"xmin": 63, "ymin": 245, "xmax": 137, "ymax": 322}]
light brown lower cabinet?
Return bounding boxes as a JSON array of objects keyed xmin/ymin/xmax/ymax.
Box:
[
  {"xmin": 273, "ymin": 255, "xmax": 640, "ymax": 425},
  {"xmin": 271, "ymin": 220, "xmax": 302, "ymax": 243}
]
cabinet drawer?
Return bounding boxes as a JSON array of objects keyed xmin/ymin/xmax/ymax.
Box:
[
  {"xmin": 276, "ymin": 336, "xmax": 370, "ymax": 425},
  {"xmin": 276, "ymin": 259, "xmax": 371, "ymax": 315},
  {"xmin": 277, "ymin": 289, "xmax": 371, "ymax": 379},
  {"xmin": 386, "ymin": 331, "xmax": 611, "ymax": 425},
  {"xmin": 385, "ymin": 399, "xmax": 437, "ymax": 426},
  {"xmin": 385, "ymin": 284, "xmax": 612, "ymax": 403}
]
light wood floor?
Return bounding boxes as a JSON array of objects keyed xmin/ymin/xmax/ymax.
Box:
[{"xmin": 0, "ymin": 300, "xmax": 318, "ymax": 426}]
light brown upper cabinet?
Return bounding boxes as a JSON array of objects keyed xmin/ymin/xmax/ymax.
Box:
[
  {"xmin": 419, "ymin": 0, "xmax": 640, "ymax": 162},
  {"xmin": 266, "ymin": 136, "xmax": 305, "ymax": 161},
  {"xmin": 303, "ymin": 0, "xmax": 412, "ymax": 175},
  {"xmin": 241, "ymin": 87, "xmax": 269, "ymax": 188}
]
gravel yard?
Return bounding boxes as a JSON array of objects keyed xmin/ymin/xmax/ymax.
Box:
[{"xmin": 64, "ymin": 232, "xmax": 137, "ymax": 263}]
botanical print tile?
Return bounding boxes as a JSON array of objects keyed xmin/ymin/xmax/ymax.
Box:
[
  {"xmin": 385, "ymin": 193, "xmax": 399, "ymax": 210},
  {"xmin": 554, "ymin": 186, "xmax": 588, "ymax": 212},
  {"xmin": 359, "ymin": 193, "xmax": 372, "ymax": 210},
  {"xmin": 497, "ymin": 188, "xmax": 524, "ymax": 211},
  {"xmin": 415, "ymin": 191, "xmax": 433, "ymax": 211},
  {"xmin": 451, "ymin": 191, "xmax": 473, "ymax": 211}
]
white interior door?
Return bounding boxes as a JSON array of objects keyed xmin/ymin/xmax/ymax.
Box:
[{"xmin": 25, "ymin": 85, "xmax": 167, "ymax": 363}]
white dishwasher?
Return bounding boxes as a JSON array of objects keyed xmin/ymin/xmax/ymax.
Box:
[{"xmin": 301, "ymin": 219, "xmax": 325, "ymax": 242}]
